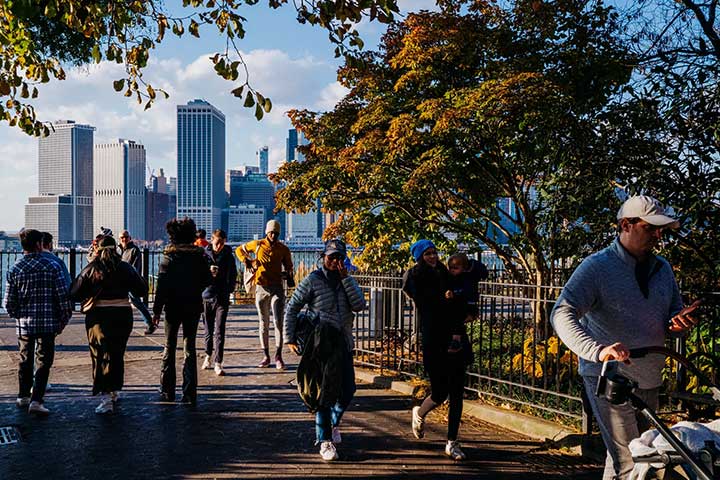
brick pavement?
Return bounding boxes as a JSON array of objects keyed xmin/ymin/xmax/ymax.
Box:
[{"xmin": 0, "ymin": 306, "xmax": 601, "ymax": 479}]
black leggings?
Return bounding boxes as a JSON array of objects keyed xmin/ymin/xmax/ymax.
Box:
[{"xmin": 425, "ymin": 359, "xmax": 466, "ymax": 441}]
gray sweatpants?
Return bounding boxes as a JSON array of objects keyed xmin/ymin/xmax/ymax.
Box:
[
  {"xmin": 255, "ymin": 284, "xmax": 285, "ymax": 351},
  {"xmin": 583, "ymin": 376, "xmax": 660, "ymax": 480}
]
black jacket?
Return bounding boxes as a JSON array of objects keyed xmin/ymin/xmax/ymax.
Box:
[
  {"xmin": 153, "ymin": 244, "xmax": 212, "ymax": 317},
  {"xmin": 203, "ymin": 244, "xmax": 238, "ymax": 301},
  {"xmin": 402, "ymin": 261, "xmax": 467, "ymax": 370},
  {"xmin": 446, "ymin": 259, "xmax": 488, "ymax": 317},
  {"xmin": 296, "ymin": 321, "xmax": 346, "ymax": 413},
  {"xmin": 71, "ymin": 260, "xmax": 147, "ymax": 305}
]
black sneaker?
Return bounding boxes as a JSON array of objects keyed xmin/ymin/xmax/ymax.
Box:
[
  {"xmin": 144, "ymin": 324, "xmax": 157, "ymax": 335},
  {"xmin": 180, "ymin": 396, "xmax": 197, "ymax": 407}
]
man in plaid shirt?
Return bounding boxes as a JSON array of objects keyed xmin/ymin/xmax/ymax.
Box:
[{"xmin": 4, "ymin": 229, "xmax": 73, "ymax": 415}]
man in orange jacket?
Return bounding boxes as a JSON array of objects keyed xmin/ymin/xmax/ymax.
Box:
[{"xmin": 236, "ymin": 220, "xmax": 294, "ymax": 369}]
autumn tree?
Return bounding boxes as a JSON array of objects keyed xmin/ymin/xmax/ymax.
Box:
[
  {"xmin": 275, "ymin": 0, "xmax": 639, "ymax": 289},
  {"xmin": 617, "ymin": 0, "xmax": 720, "ymax": 291},
  {"xmin": 0, "ymin": 0, "xmax": 399, "ymax": 135}
]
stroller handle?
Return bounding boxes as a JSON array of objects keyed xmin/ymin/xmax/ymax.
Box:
[{"xmin": 629, "ymin": 346, "xmax": 720, "ymax": 402}]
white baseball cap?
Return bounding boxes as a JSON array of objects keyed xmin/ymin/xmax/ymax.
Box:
[{"xmin": 617, "ymin": 195, "xmax": 680, "ymax": 228}]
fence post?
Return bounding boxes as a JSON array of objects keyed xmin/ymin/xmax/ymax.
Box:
[
  {"xmin": 142, "ymin": 248, "xmax": 150, "ymax": 304},
  {"xmin": 69, "ymin": 248, "xmax": 77, "ymax": 281}
]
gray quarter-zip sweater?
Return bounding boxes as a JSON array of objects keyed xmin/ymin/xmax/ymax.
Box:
[{"xmin": 551, "ymin": 238, "xmax": 683, "ymax": 389}]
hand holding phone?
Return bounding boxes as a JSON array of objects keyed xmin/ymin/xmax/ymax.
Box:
[{"xmin": 669, "ymin": 299, "xmax": 702, "ymax": 332}]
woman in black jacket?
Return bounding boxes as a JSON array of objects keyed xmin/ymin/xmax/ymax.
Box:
[
  {"xmin": 401, "ymin": 239, "xmax": 468, "ymax": 461},
  {"xmin": 71, "ymin": 235, "xmax": 147, "ymax": 414},
  {"xmin": 152, "ymin": 218, "xmax": 212, "ymax": 406}
]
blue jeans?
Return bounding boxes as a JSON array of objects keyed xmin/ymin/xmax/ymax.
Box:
[{"xmin": 315, "ymin": 348, "xmax": 356, "ymax": 442}]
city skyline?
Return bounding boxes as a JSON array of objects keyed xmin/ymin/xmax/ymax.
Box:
[{"xmin": 0, "ymin": 1, "xmax": 434, "ymax": 231}]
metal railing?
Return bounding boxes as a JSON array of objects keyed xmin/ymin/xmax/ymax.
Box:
[
  {"xmin": 2, "ymin": 249, "xmax": 717, "ymax": 429},
  {"xmin": 0, "ymin": 247, "xmax": 324, "ymax": 306},
  {"xmin": 351, "ymin": 273, "xmax": 720, "ymax": 428}
]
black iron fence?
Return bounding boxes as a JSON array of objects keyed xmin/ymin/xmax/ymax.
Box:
[
  {"xmin": 0, "ymin": 247, "xmax": 324, "ymax": 306},
  {"xmin": 351, "ymin": 274, "xmax": 720, "ymax": 429},
  {"xmin": 2, "ymin": 249, "xmax": 718, "ymax": 428}
]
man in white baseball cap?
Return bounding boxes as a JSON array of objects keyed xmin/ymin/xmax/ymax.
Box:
[
  {"xmin": 551, "ymin": 194, "xmax": 699, "ymax": 479},
  {"xmin": 616, "ymin": 194, "xmax": 680, "ymax": 229}
]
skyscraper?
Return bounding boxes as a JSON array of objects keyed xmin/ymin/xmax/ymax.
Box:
[
  {"xmin": 227, "ymin": 171, "xmax": 274, "ymax": 210},
  {"xmin": 24, "ymin": 120, "xmax": 95, "ymax": 245},
  {"xmin": 152, "ymin": 168, "xmax": 169, "ymax": 194},
  {"xmin": 177, "ymin": 99, "xmax": 225, "ymax": 233},
  {"xmin": 257, "ymin": 146, "xmax": 269, "ymax": 174},
  {"xmin": 286, "ymin": 128, "xmax": 298, "ymax": 164},
  {"xmin": 228, "ymin": 205, "xmax": 266, "ymax": 243},
  {"xmin": 285, "ymin": 127, "xmax": 307, "ymax": 163},
  {"xmin": 94, "ymin": 139, "xmax": 146, "ymax": 239},
  {"xmin": 282, "ymin": 127, "xmax": 322, "ymax": 246}
]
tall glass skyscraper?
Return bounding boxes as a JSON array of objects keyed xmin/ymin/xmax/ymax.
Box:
[
  {"xmin": 286, "ymin": 129, "xmax": 298, "ymax": 164},
  {"xmin": 257, "ymin": 146, "xmax": 269, "ymax": 174},
  {"xmin": 94, "ymin": 139, "xmax": 146, "ymax": 239},
  {"xmin": 177, "ymin": 99, "xmax": 226, "ymax": 233},
  {"xmin": 25, "ymin": 120, "xmax": 95, "ymax": 245},
  {"xmin": 282, "ymin": 127, "xmax": 323, "ymax": 246}
]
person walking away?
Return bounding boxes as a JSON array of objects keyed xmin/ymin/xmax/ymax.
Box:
[
  {"xmin": 201, "ymin": 229, "xmax": 237, "ymax": 376},
  {"xmin": 71, "ymin": 236, "xmax": 147, "ymax": 414},
  {"xmin": 236, "ymin": 220, "xmax": 294, "ymax": 370},
  {"xmin": 194, "ymin": 229, "xmax": 209, "ymax": 248},
  {"xmin": 40, "ymin": 231, "xmax": 70, "ymax": 283},
  {"xmin": 39, "ymin": 231, "xmax": 69, "ymax": 393},
  {"xmin": 4, "ymin": 229, "xmax": 73, "ymax": 416},
  {"xmin": 551, "ymin": 195, "xmax": 700, "ymax": 480},
  {"xmin": 284, "ymin": 239, "xmax": 366, "ymax": 462},
  {"xmin": 119, "ymin": 230, "xmax": 155, "ymax": 335},
  {"xmin": 153, "ymin": 218, "xmax": 212, "ymax": 406},
  {"xmin": 402, "ymin": 240, "xmax": 469, "ymax": 461}
]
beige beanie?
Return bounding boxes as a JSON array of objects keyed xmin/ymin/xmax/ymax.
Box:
[{"xmin": 265, "ymin": 219, "xmax": 281, "ymax": 234}]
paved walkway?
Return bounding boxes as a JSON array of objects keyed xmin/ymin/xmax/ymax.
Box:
[{"xmin": 0, "ymin": 306, "xmax": 601, "ymax": 479}]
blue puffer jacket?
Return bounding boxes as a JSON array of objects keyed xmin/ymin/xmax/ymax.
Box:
[{"xmin": 284, "ymin": 268, "xmax": 367, "ymax": 351}]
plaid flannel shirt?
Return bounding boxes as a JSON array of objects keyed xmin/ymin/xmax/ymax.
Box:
[{"xmin": 4, "ymin": 253, "xmax": 73, "ymax": 336}]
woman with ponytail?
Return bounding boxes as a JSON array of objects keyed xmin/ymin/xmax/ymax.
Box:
[{"xmin": 71, "ymin": 235, "xmax": 147, "ymax": 414}]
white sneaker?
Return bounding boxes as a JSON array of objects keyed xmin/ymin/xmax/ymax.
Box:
[
  {"xmin": 319, "ymin": 441, "xmax": 338, "ymax": 461},
  {"xmin": 95, "ymin": 395, "xmax": 114, "ymax": 414},
  {"xmin": 110, "ymin": 391, "xmax": 119, "ymax": 403},
  {"xmin": 28, "ymin": 401, "xmax": 49, "ymax": 416},
  {"xmin": 332, "ymin": 426, "xmax": 342, "ymax": 444},
  {"xmin": 214, "ymin": 363, "xmax": 225, "ymax": 376},
  {"xmin": 445, "ymin": 440, "xmax": 466, "ymax": 460},
  {"xmin": 201, "ymin": 355, "xmax": 212, "ymax": 370},
  {"xmin": 16, "ymin": 397, "xmax": 31, "ymax": 408},
  {"xmin": 411, "ymin": 406, "xmax": 425, "ymax": 439}
]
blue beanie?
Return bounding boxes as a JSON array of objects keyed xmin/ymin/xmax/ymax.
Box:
[{"xmin": 410, "ymin": 239, "xmax": 436, "ymax": 262}]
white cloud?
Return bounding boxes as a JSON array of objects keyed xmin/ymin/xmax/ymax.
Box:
[
  {"xmin": 316, "ymin": 82, "xmax": 349, "ymax": 111},
  {"xmin": 397, "ymin": 0, "xmax": 439, "ymax": 13}
]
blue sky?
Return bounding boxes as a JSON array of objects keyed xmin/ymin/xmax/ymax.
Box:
[{"xmin": 0, "ymin": 0, "xmax": 436, "ymax": 231}]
